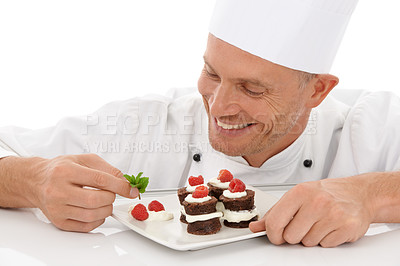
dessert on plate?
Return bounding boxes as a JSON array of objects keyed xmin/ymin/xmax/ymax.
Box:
[
  {"xmin": 177, "ymin": 175, "xmax": 205, "ymax": 223},
  {"xmin": 181, "ymin": 185, "xmax": 223, "ymax": 235},
  {"xmin": 219, "ymin": 178, "xmax": 259, "ymax": 228},
  {"xmin": 129, "ymin": 200, "xmax": 173, "ymax": 221},
  {"xmin": 207, "ymin": 169, "xmax": 233, "ymax": 200}
]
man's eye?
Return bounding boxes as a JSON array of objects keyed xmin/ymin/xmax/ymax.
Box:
[
  {"xmin": 204, "ymin": 68, "xmax": 220, "ymax": 80},
  {"xmin": 241, "ymin": 86, "xmax": 264, "ymax": 97}
]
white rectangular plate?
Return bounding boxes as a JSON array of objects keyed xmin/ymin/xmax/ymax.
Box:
[{"xmin": 112, "ymin": 187, "xmax": 279, "ymax": 251}]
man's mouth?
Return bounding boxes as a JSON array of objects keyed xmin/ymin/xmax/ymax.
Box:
[{"xmin": 216, "ymin": 118, "xmax": 255, "ymax": 130}]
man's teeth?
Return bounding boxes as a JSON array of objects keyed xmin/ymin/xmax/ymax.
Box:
[{"xmin": 216, "ymin": 119, "xmax": 252, "ymax": 130}]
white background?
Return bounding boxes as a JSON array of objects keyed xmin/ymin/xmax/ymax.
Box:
[{"xmin": 0, "ymin": 0, "xmax": 399, "ymax": 129}]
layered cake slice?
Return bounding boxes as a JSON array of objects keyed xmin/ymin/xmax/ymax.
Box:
[
  {"xmin": 182, "ymin": 185, "xmax": 222, "ymax": 235},
  {"xmin": 220, "ymin": 178, "xmax": 259, "ymax": 228},
  {"xmin": 207, "ymin": 169, "xmax": 233, "ymax": 200},
  {"xmin": 177, "ymin": 175, "xmax": 204, "ymax": 223}
]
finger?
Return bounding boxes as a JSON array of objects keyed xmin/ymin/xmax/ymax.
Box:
[
  {"xmin": 319, "ymin": 229, "xmax": 350, "ymax": 248},
  {"xmin": 56, "ymin": 219, "xmax": 106, "ymax": 233},
  {"xmin": 249, "ymin": 208, "xmax": 271, "ymax": 233},
  {"xmin": 264, "ymin": 190, "xmax": 304, "ymax": 245},
  {"xmin": 67, "ymin": 186, "xmax": 116, "ymax": 208},
  {"xmin": 64, "ymin": 205, "xmax": 113, "ymax": 223},
  {"xmin": 68, "ymin": 164, "xmax": 139, "ymax": 198},
  {"xmin": 75, "ymin": 154, "xmax": 125, "ymax": 179},
  {"xmin": 282, "ymin": 205, "xmax": 319, "ymax": 245},
  {"xmin": 249, "ymin": 217, "xmax": 266, "ymax": 232},
  {"xmin": 301, "ymin": 220, "xmax": 336, "ymax": 247}
]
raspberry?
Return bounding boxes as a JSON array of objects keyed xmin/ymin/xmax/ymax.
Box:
[
  {"xmin": 192, "ymin": 185, "xmax": 209, "ymax": 198},
  {"xmin": 131, "ymin": 203, "xmax": 149, "ymax": 221},
  {"xmin": 217, "ymin": 169, "xmax": 233, "ymax": 183},
  {"xmin": 188, "ymin": 175, "xmax": 204, "ymax": 186},
  {"xmin": 148, "ymin": 200, "xmax": 165, "ymax": 212},
  {"xmin": 228, "ymin": 178, "xmax": 246, "ymax": 193}
]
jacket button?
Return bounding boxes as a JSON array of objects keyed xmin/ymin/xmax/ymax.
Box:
[
  {"xmin": 193, "ymin": 153, "xmax": 201, "ymax": 162},
  {"xmin": 303, "ymin": 159, "xmax": 313, "ymax": 168}
]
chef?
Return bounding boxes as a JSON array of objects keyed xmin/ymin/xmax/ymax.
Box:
[{"xmin": 1, "ymin": 0, "xmax": 400, "ymax": 247}]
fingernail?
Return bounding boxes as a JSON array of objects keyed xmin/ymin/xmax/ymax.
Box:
[{"xmin": 130, "ymin": 187, "xmax": 139, "ymax": 198}]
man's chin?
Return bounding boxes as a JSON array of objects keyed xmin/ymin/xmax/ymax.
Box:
[{"xmin": 209, "ymin": 138, "xmax": 245, "ymax": 157}]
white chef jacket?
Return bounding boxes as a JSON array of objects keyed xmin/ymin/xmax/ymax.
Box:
[{"xmin": 1, "ymin": 88, "xmax": 400, "ymax": 189}]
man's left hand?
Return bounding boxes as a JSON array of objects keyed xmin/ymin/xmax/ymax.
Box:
[{"xmin": 249, "ymin": 176, "xmax": 374, "ymax": 247}]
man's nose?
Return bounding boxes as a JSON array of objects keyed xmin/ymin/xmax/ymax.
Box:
[{"xmin": 209, "ymin": 82, "xmax": 241, "ymax": 117}]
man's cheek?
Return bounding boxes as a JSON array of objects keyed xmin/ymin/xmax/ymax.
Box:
[
  {"xmin": 253, "ymin": 113, "xmax": 274, "ymax": 134},
  {"xmin": 201, "ymin": 96, "xmax": 211, "ymax": 113},
  {"xmin": 197, "ymin": 74, "xmax": 213, "ymax": 96},
  {"xmin": 252, "ymin": 113, "xmax": 271, "ymax": 125}
]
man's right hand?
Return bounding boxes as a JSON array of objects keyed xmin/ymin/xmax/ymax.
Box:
[{"xmin": 0, "ymin": 154, "xmax": 138, "ymax": 232}]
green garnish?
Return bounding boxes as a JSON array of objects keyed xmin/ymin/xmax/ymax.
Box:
[{"xmin": 124, "ymin": 172, "xmax": 149, "ymax": 199}]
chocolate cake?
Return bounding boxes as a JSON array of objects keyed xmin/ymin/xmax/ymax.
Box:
[
  {"xmin": 223, "ymin": 215, "xmax": 258, "ymax": 228},
  {"xmin": 207, "ymin": 169, "xmax": 233, "ymax": 200},
  {"xmin": 208, "ymin": 184, "xmax": 226, "ymax": 199},
  {"xmin": 177, "ymin": 187, "xmax": 190, "ymax": 223},
  {"xmin": 177, "ymin": 175, "xmax": 205, "ymax": 224},
  {"xmin": 220, "ymin": 179, "xmax": 259, "ymax": 228},
  {"xmin": 182, "ymin": 186, "xmax": 222, "ymax": 235},
  {"xmin": 177, "ymin": 187, "xmax": 190, "ymax": 205},
  {"xmin": 187, "ymin": 218, "xmax": 221, "ymax": 235},
  {"xmin": 219, "ymin": 189, "xmax": 255, "ymax": 211},
  {"xmin": 183, "ymin": 196, "xmax": 218, "ymax": 214}
]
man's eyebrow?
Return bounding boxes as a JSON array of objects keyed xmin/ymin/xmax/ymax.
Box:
[{"xmin": 203, "ymin": 57, "xmax": 217, "ymax": 73}]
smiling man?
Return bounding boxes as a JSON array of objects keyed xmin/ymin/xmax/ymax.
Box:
[
  {"xmin": 1, "ymin": 0, "xmax": 400, "ymax": 247},
  {"xmin": 199, "ymin": 34, "xmax": 325, "ymax": 167}
]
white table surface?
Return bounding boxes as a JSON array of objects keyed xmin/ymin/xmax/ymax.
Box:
[{"xmin": 1, "ymin": 185, "xmax": 400, "ymax": 266}]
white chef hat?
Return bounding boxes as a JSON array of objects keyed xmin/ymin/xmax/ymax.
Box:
[{"xmin": 209, "ymin": 0, "xmax": 358, "ymax": 74}]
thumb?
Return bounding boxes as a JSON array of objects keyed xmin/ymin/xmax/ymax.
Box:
[{"xmin": 249, "ymin": 217, "xmax": 266, "ymax": 233}]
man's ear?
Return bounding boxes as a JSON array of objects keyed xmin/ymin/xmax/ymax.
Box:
[{"xmin": 306, "ymin": 74, "xmax": 339, "ymax": 108}]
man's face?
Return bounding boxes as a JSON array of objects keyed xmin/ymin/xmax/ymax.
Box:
[{"xmin": 198, "ymin": 34, "xmax": 313, "ymax": 166}]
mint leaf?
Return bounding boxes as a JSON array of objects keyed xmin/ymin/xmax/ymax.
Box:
[
  {"xmin": 137, "ymin": 177, "xmax": 149, "ymax": 193},
  {"xmin": 123, "ymin": 172, "xmax": 149, "ymax": 198},
  {"xmin": 123, "ymin": 174, "xmax": 134, "ymax": 183}
]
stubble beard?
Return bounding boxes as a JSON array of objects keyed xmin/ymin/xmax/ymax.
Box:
[{"xmin": 207, "ymin": 100, "xmax": 305, "ymax": 158}]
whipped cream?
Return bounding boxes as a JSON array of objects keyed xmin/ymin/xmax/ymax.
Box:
[
  {"xmin": 222, "ymin": 190, "xmax": 247, "ymax": 198},
  {"xmin": 180, "ymin": 205, "xmax": 186, "ymax": 215},
  {"xmin": 187, "ymin": 214, "xmax": 222, "ymax": 223},
  {"xmin": 186, "ymin": 184, "xmax": 204, "ymax": 192},
  {"xmin": 180, "ymin": 206, "xmax": 223, "ymax": 223},
  {"xmin": 184, "ymin": 194, "xmax": 211, "ymax": 203},
  {"xmin": 216, "ymin": 201, "xmax": 225, "ymax": 212},
  {"xmin": 147, "ymin": 210, "xmax": 174, "ymax": 221},
  {"xmin": 208, "ymin": 177, "xmax": 230, "ymax": 189},
  {"xmin": 128, "ymin": 204, "xmax": 173, "ymax": 221},
  {"xmin": 223, "ymin": 207, "xmax": 259, "ymax": 223},
  {"xmin": 186, "ymin": 212, "xmax": 223, "ymax": 223}
]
